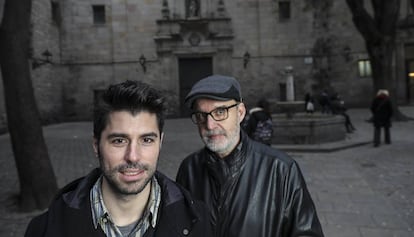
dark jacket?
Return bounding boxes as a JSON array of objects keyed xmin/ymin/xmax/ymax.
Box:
[
  {"xmin": 370, "ymin": 95, "xmax": 393, "ymax": 127},
  {"xmin": 25, "ymin": 169, "xmax": 212, "ymax": 237},
  {"xmin": 176, "ymin": 132, "xmax": 324, "ymax": 237}
]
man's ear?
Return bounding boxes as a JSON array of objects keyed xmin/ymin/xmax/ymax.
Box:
[
  {"xmin": 160, "ymin": 132, "xmax": 164, "ymax": 149},
  {"xmin": 238, "ymin": 102, "xmax": 246, "ymax": 122},
  {"xmin": 93, "ymin": 137, "xmax": 99, "ymax": 158}
]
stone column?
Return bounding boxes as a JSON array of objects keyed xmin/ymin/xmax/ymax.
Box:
[{"xmin": 285, "ymin": 66, "xmax": 294, "ymax": 102}]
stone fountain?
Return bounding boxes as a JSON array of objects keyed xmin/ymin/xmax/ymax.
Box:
[{"xmin": 271, "ymin": 66, "xmax": 346, "ymax": 144}]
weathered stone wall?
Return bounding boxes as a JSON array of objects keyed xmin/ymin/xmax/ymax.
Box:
[
  {"xmin": 56, "ymin": 0, "xmax": 364, "ymax": 116},
  {"xmin": 0, "ymin": 0, "xmax": 412, "ymax": 129},
  {"xmin": 57, "ymin": 0, "xmax": 175, "ymax": 119},
  {"xmin": 0, "ymin": 0, "xmax": 62, "ymax": 131},
  {"xmin": 228, "ymin": 0, "xmax": 316, "ymax": 109},
  {"xmin": 31, "ymin": 0, "xmax": 62, "ymax": 123}
]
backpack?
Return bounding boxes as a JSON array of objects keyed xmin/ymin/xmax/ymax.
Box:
[
  {"xmin": 252, "ymin": 118, "xmax": 273, "ymax": 145},
  {"xmin": 241, "ymin": 113, "xmax": 251, "ymax": 132}
]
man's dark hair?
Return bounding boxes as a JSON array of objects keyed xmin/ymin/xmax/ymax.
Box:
[{"xmin": 93, "ymin": 80, "xmax": 165, "ymax": 141}]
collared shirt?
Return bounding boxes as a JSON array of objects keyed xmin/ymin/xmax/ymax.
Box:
[{"xmin": 90, "ymin": 175, "xmax": 161, "ymax": 237}]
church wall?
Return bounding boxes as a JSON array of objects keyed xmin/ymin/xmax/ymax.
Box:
[
  {"xmin": 49, "ymin": 0, "xmax": 379, "ymax": 117},
  {"xmin": 1, "ymin": 0, "xmax": 412, "ymax": 129},
  {"xmin": 31, "ymin": 0, "xmax": 63, "ymax": 123}
]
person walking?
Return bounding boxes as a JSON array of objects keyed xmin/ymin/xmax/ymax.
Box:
[
  {"xmin": 25, "ymin": 80, "xmax": 212, "ymax": 237},
  {"xmin": 176, "ymin": 75, "xmax": 324, "ymax": 237},
  {"xmin": 370, "ymin": 89, "xmax": 393, "ymax": 147}
]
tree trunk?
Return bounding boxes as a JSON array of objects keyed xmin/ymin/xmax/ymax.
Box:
[
  {"xmin": 0, "ymin": 0, "xmax": 58, "ymax": 211},
  {"xmin": 346, "ymin": 0, "xmax": 410, "ymax": 120},
  {"xmin": 366, "ymin": 40, "xmax": 410, "ymax": 120}
]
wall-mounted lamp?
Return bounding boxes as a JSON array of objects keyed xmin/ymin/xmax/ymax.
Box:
[
  {"xmin": 342, "ymin": 46, "xmax": 352, "ymax": 62},
  {"xmin": 243, "ymin": 51, "xmax": 250, "ymax": 69},
  {"xmin": 32, "ymin": 50, "xmax": 53, "ymax": 69},
  {"xmin": 139, "ymin": 54, "xmax": 147, "ymax": 73}
]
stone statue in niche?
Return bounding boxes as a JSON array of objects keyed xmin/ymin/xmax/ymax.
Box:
[{"xmin": 187, "ymin": 0, "xmax": 199, "ymax": 18}]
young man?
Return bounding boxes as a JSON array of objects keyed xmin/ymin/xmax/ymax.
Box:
[
  {"xmin": 25, "ymin": 80, "xmax": 211, "ymax": 237},
  {"xmin": 176, "ymin": 75, "xmax": 324, "ymax": 237}
]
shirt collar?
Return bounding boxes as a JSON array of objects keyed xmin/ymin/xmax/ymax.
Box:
[
  {"xmin": 90, "ymin": 175, "xmax": 162, "ymax": 231},
  {"xmin": 148, "ymin": 177, "xmax": 161, "ymax": 228}
]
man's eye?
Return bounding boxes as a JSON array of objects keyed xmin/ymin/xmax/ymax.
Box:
[
  {"xmin": 141, "ymin": 137, "xmax": 155, "ymax": 145},
  {"xmin": 111, "ymin": 138, "xmax": 127, "ymax": 145},
  {"xmin": 213, "ymin": 108, "xmax": 226, "ymax": 116}
]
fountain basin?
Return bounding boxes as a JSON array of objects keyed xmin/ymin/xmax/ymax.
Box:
[
  {"xmin": 275, "ymin": 101, "xmax": 306, "ymax": 118},
  {"xmin": 271, "ymin": 113, "xmax": 346, "ymax": 144}
]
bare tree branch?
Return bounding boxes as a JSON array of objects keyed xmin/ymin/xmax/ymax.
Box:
[{"xmin": 346, "ymin": 0, "xmax": 382, "ymax": 43}]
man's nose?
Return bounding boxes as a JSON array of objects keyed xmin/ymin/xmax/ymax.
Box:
[
  {"xmin": 205, "ymin": 114, "xmax": 218, "ymax": 129},
  {"xmin": 126, "ymin": 143, "xmax": 140, "ymax": 162}
]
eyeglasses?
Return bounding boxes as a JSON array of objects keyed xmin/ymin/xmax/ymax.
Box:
[{"xmin": 191, "ymin": 103, "xmax": 239, "ymax": 124}]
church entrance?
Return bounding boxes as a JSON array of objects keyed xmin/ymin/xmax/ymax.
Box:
[{"xmin": 178, "ymin": 57, "xmax": 213, "ymax": 116}]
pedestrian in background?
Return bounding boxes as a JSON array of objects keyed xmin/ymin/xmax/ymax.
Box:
[
  {"xmin": 305, "ymin": 92, "xmax": 315, "ymax": 114},
  {"xmin": 318, "ymin": 89, "xmax": 331, "ymax": 114},
  {"xmin": 243, "ymin": 98, "xmax": 273, "ymax": 145},
  {"xmin": 25, "ymin": 80, "xmax": 211, "ymax": 237},
  {"xmin": 370, "ymin": 89, "xmax": 393, "ymax": 147},
  {"xmin": 176, "ymin": 75, "xmax": 324, "ymax": 237}
]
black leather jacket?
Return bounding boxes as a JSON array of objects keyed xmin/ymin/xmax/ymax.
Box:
[
  {"xmin": 25, "ymin": 169, "xmax": 212, "ymax": 237},
  {"xmin": 176, "ymin": 132, "xmax": 324, "ymax": 237}
]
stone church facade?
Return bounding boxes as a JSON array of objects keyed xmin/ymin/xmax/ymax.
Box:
[{"xmin": 0, "ymin": 0, "xmax": 413, "ymax": 129}]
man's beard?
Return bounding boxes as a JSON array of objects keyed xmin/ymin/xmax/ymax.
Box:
[
  {"xmin": 100, "ymin": 159, "xmax": 156, "ymax": 195},
  {"xmin": 202, "ymin": 126, "xmax": 240, "ymax": 156}
]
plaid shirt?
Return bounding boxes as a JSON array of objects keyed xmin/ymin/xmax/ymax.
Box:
[{"xmin": 90, "ymin": 176, "xmax": 161, "ymax": 237}]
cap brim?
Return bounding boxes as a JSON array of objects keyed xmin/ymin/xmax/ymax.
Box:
[{"xmin": 185, "ymin": 94, "xmax": 232, "ymax": 108}]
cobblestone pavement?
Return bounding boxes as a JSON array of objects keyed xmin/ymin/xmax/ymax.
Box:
[{"xmin": 0, "ymin": 107, "xmax": 413, "ymax": 237}]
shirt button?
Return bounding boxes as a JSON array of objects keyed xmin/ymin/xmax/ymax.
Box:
[{"xmin": 183, "ymin": 228, "xmax": 189, "ymax": 235}]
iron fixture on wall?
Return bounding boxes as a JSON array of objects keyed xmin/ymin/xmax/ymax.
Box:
[
  {"xmin": 32, "ymin": 50, "xmax": 53, "ymax": 69},
  {"xmin": 243, "ymin": 51, "xmax": 250, "ymax": 69},
  {"xmin": 139, "ymin": 54, "xmax": 147, "ymax": 73}
]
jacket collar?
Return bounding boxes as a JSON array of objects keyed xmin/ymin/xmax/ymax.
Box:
[
  {"xmin": 61, "ymin": 168, "xmax": 101, "ymax": 209},
  {"xmin": 61, "ymin": 169, "xmax": 188, "ymax": 208},
  {"xmin": 56, "ymin": 169, "xmax": 204, "ymax": 236}
]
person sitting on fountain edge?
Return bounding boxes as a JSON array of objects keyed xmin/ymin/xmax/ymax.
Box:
[
  {"xmin": 330, "ymin": 92, "xmax": 356, "ymax": 133},
  {"xmin": 176, "ymin": 74, "xmax": 324, "ymax": 237}
]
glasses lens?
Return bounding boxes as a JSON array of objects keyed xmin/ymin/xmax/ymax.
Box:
[
  {"xmin": 211, "ymin": 107, "xmax": 227, "ymax": 121},
  {"xmin": 191, "ymin": 104, "xmax": 237, "ymax": 124},
  {"xmin": 191, "ymin": 112, "xmax": 205, "ymax": 124}
]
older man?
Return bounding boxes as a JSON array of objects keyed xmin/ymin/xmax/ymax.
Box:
[{"xmin": 176, "ymin": 75, "xmax": 324, "ymax": 237}]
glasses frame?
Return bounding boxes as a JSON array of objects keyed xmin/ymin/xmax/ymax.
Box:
[{"xmin": 191, "ymin": 103, "xmax": 239, "ymax": 124}]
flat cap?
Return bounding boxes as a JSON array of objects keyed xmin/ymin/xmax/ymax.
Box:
[{"xmin": 185, "ymin": 75, "xmax": 243, "ymax": 108}]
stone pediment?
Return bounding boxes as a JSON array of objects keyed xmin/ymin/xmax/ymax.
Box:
[{"xmin": 154, "ymin": 17, "xmax": 234, "ymax": 54}]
